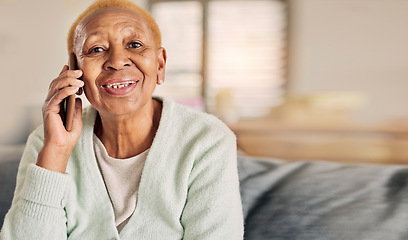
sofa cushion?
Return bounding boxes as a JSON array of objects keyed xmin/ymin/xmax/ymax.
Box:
[{"xmin": 237, "ymin": 154, "xmax": 408, "ymax": 240}]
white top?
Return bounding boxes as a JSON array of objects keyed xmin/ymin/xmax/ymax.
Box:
[{"xmin": 93, "ymin": 134, "xmax": 149, "ymax": 232}]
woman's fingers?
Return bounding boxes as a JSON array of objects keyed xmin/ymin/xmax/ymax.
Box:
[
  {"xmin": 43, "ymin": 66, "xmax": 84, "ymax": 128},
  {"xmin": 38, "ymin": 66, "xmax": 84, "ymax": 173},
  {"xmin": 46, "ymin": 69, "xmax": 83, "ymax": 101},
  {"xmin": 45, "ymin": 85, "xmax": 83, "ymax": 114},
  {"xmin": 51, "ymin": 70, "xmax": 82, "ymax": 90},
  {"xmin": 60, "ymin": 65, "xmax": 69, "ymax": 75}
]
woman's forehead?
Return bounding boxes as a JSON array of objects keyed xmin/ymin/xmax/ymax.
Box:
[{"xmin": 76, "ymin": 7, "xmax": 152, "ymax": 40}]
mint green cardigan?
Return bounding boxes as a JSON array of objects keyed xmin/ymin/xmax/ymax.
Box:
[{"xmin": 0, "ymin": 97, "xmax": 244, "ymax": 239}]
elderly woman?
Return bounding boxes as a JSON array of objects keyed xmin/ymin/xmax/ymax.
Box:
[{"xmin": 0, "ymin": 0, "xmax": 243, "ymax": 239}]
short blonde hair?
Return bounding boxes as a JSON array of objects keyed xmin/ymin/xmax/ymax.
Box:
[{"xmin": 67, "ymin": 0, "xmax": 161, "ymax": 53}]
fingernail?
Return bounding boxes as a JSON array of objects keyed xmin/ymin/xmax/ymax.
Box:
[{"xmin": 76, "ymin": 80, "xmax": 84, "ymax": 86}]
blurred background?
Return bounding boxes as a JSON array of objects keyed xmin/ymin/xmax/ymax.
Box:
[{"xmin": 1, "ymin": 0, "xmax": 407, "ymax": 164}]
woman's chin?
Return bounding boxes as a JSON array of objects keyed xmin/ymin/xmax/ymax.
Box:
[{"xmin": 96, "ymin": 99, "xmax": 149, "ymax": 117}]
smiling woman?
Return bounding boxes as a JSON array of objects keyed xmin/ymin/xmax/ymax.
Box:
[
  {"xmin": 72, "ymin": 7, "xmax": 166, "ymax": 142},
  {"xmin": 0, "ymin": 0, "xmax": 244, "ymax": 239}
]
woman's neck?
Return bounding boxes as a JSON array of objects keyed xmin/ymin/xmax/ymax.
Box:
[{"xmin": 95, "ymin": 99, "xmax": 162, "ymax": 159}]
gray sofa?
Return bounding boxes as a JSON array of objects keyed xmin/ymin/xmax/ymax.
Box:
[
  {"xmin": 2, "ymin": 146, "xmax": 408, "ymax": 239},
  {"xmin": 0, "ymin": 145, "xmax": 24, "ymax": 229}
]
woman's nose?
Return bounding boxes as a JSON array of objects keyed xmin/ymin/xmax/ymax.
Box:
[{"xmin": 104, "ymin": 47, "xmax": 131, "ymax": 70}]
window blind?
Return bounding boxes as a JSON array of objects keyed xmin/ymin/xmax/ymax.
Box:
[
  {"xmin": 206, "ymin": 0, "xmax": 287, "ymax": 120},
  {"xmin": 152, "ymin": 1, "xmax": 204, "ymax": 109},
  {"xmin": 152, "ymin": 0, "xmax": 287, "ymax": 119}
]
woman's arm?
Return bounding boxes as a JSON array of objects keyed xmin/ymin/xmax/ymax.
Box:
[
  {"xmin": 180, "ymin": 131, "xmax": 244, "ymax": 240},
  {"xmin": 0, "ymin": 130, "xmax": 71, "ymax": 240},
  {"xmin": 0, "ymin": 65, "xmax": 83, "ymax": 239}
]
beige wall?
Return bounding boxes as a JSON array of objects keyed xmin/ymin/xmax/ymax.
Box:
[{"xmin": 288, "ymin": 0, "xmax": 408, "ymax": 122}]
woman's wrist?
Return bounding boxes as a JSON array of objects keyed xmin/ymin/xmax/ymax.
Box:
[{"xmin": 36, "ymin": 143, "xmax": 73, "ymax": 173}]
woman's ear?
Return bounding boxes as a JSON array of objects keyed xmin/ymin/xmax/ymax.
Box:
[{"xmin": 156, "ymin": 47, "xmax": 167, "ymax": 85}]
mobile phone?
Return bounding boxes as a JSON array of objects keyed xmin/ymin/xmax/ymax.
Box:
[{"xmin": 63, "ymin": 53, "xmax": 77, "ymax": 131}]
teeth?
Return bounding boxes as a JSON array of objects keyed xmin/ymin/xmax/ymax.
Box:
[{"xmin": 104, "ymin": 81, "xmax": 137, "ymax": 89}]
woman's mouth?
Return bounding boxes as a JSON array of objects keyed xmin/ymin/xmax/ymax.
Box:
[
  {"xmin": 102, "ymin": 80, "xmax": 138, "ymax": 89},
  {"xmin": 102, "ymin": 80, "xmax": 139, "ymax": 96}
]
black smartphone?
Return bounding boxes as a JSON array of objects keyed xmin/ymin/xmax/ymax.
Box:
[{"xmin": 62, "ymin": 53, "xmax": 77, "ymax": 131}]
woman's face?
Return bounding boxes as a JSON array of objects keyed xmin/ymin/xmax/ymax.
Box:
[{"xmin": 73, "ymin": 8, "xmax": 166, "ymax": 116}]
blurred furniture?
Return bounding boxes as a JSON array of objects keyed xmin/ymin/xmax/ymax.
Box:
[
  {"xmin": 231, "ymin": 117, "xmax": 408, "ymax": 165},
  {"xmin": 230, "ymin": 93, "xmax": 408, "ymax": 165}
]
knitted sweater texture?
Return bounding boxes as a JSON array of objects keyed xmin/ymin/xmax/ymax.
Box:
[{"xmin": 0, "ymin": 97, "xmax": 244, "ymax": 240}]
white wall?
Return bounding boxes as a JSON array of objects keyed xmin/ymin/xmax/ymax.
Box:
[
  {"xmin": 0, "ymin": 0, "xmax": 146, "ymax": 144},
  {"xmin": 288, "ymin": 0, "xmax": 408, "ymax": 122}
]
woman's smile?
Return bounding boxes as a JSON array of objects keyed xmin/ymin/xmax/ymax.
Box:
[{"xmin": 101, "ymin": 79, "xmax": 139, "ymax": 96}]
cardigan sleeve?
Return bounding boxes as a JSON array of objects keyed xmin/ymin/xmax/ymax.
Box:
[
  {"xmin": 0, "ymin": 128, "xmax": 70, "ymax": 240},
  {"xmin": 180, "ymin": 130, "xmax": 244, "ymax": 240}
]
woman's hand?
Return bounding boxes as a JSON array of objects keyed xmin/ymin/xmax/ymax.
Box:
[{"xmin": 36, "ymin": 65, "xmax": 84, "ymax": 173}]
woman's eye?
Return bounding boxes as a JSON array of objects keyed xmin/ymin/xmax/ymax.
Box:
[
  {"xmin": 90, "ymin": 47, "xmax": 104, "ymax": 53},
  {"xmin": 129, "ymin": 42, "xmax": 142, "ymax": 48}
]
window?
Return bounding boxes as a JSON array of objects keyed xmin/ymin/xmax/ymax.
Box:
[
  {"xmin": 151, "ymin": 1, "xmax": 204, "ymax": 109},
  {"xmin": 151, "ymin": 0, "xmax": 287, "ymax": 121}
]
